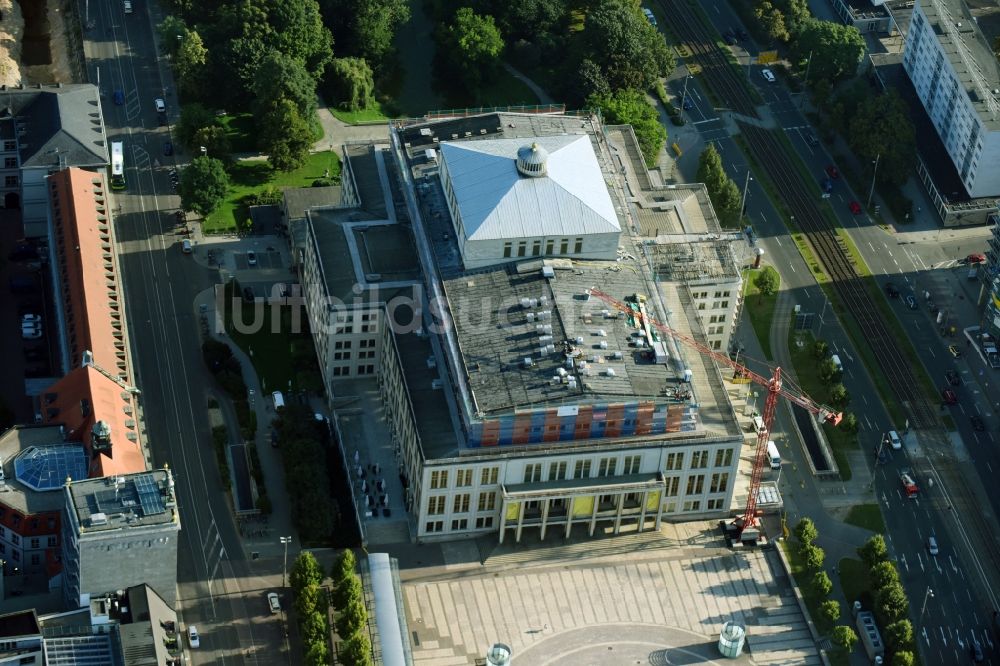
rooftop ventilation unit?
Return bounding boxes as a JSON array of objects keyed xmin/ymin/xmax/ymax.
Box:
[
  {"xmin": 90, "ymin": 512, "xmax": 108, "ymax": 526},
  {"xmin": 516, "ymin": 143, "xmax": 549, "ymax": 178},
  {"xmin": 604, "ymin": 368, "xmax": 616, "ymax": 377},
  {"xmin": 542, "ymin": 266, "xmax": 555, "ymax": 279},
  {"xmin": 612, "ymin": 351, "xmax": 623, "ymax": 359},
  {"xmin": 526, "ymin": 312, "xmax": 536, "ymax": 322},
  {"xmin": 523, "ymin": 357, "xmax": 534, "ymax": 368},
  {"xmin": 598, "ymin": 341, "xmax": 608, "ymax": 349},
  {"xmin": 520, "ymin": 297, "xmax": 530, "ymax": 309}
]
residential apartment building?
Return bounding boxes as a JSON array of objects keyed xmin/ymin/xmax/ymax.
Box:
[
  {"xmin": 0, "ymin": 610, "xmax": 42, "ymax": 666},
  {"xmin": 302, "ymin": 112, "xmax": 748, "ymax": 545},
  {"xmin": 902, "ymin": 0, "xmax": 1000, "ymax": 198},
  {"xmin": 61, "ymin": 469, "xmax": 180, "ymax": 608},
  {"xmin": 0, "ymin": 85, "xmax": 109, "ymax": 237}
]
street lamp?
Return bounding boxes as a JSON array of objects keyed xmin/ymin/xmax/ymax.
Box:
[
  {"xmin": 280, "ymin": 536, "xmax": 292, "ymax": 588},
  {"xmin": 680, "ymin": 75, "xmax": 691, "ymax": 113},
  {"xmin": 740, "ymin": 171, "xmax": 753, "ymax": 224},
  {"xmin": 920, "ymin": 586, "xmax": 935, "ymax": 621},
  {"xmin": 867, "ymin": 153, "xmax": 881, "ymax": 209}
]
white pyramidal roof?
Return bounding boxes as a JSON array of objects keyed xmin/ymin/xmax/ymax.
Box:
[{"xmin": 439, "ymin": 135, "xmax": 621, "ymax": 241}]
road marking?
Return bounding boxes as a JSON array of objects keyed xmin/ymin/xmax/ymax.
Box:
[
  {"xmin": 869, "ymin": 241, "xmax": 875, "ymax": 252},
  {"xmin": 941, "ymin": 627, "xmax": 947, "ymax": 645},
  {"xmin": 923, "ymin": 627, "xmax": 930, "ymax": 645},
  {"xmin": 988, "ymin": 462, "xmax": 994, "ymax": 474},
  {"xmin": 901, "ymin": 553, "xmax": 909, "ymax": 572},
  {"xmin": 928, "ymin": 347, "xmax": 936, "ymax": 358},
  {"xmin": 918, "ymin": 553, "xmax": 925, "ymax": 572},
  {"xmin": 950, "ymin": 555, "xmax": 958, "ymax": 573}
]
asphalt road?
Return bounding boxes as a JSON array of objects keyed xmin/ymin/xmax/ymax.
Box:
[
  {"xmin": 81, "ymin": 1, "xmax": 290, "ymax": 664},
  {"xmin": 668, "ymin": 0, "xmax": 1000, "ymax": 661}
]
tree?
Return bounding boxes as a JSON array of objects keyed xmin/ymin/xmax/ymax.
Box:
[
  {"xmin": 267, "ymin": 0, "xmax": 334, "ymax": 79},
  {"xmin": 587, "ymin": 89, "xmax": 667, "ymax": 167},
  {"xmin": 443, "ymin": 8, "xmax": 504, "ymax": 90},
  {"xmin": 321, "ymin": 0, "xmax": 410, "ymax": 66},
  {"xmin": 793, "ymin": 517, "xmax": 818, "ymax": 546},
  {"xmin": 695, "ymin": 143, "xmax": 741, "ymax": 226},
  {"xmin": 175, "ymin": 30, "xmax": 209, "ymax": 98},
  {"xmin": 254, "ymin": 51, "xmax": 319, "ymax": 122},
  {"xmin": 325, "ymin": 58, "xmax": 376, "ymax": 111},
  {"xmin": 803, "ymin": 544, "xmax": 825, "ymax": 571},
  {"xmin": 858, "ymin": 534, "xmax": 888, "ymax": 568},
  {"xmin": 829, "ymin": 383, "xmax": 850, "ymax": 409},
  {"xmin": 893, "ymin": 651, "xmax": 916, "ymax": 666},
  {"xmin": 811, "ymin": 571, "xmax": 832, "ymax": 596},
  {"xmin": 813, "ymin": 340, "xmax": 829, "ymax": 359},
  {"xmin": 884, "ymin": 619, "xmax": 914, "ymax": 655},
  {"xmin": 831, "ymin": 625, "xmax": 858, "ymax": 651},
  {"xmin": 303, "ymin": 640, "xmax": 330, "ymax": 666},
  {"xmin": 840, "ymin": 412, "xmax": 858, "ymax": 434},
  {"xmin": 697, "ymin": 143, "xmax": 727, "ymax": 194},
  {"xmin": 176, "ymin": 103, "xmax": 218, "ymax": 149},
  {"xmin": 572, "ymin": 58, "xmax": 610, "ymax": 103},
  {"xmin": 332, "ymin": 549, "xmax": 358, "ymax": 589},
  {"xmin": 260, "ymin": 97, "xmax": 314, "ymax": 172},
  {"xmin": 301, "ymin": 610, "xmax": 328, "ymax": 644},
  {"xmin": 340, "ymin": 630, "xmax": 373, "ymax": 666},
  {"xmin": 848, "ymin": 90, "xmax": 916, "ymax": 188},
  {"xmin": 158, "ymin": 16, "xmax": 189, "ymax": 59},
  {"xmin": 790, "ymin": 20, "xmax": 865, "ymax": 85},
  {"xmin": 193, "ymin": 125, "xmax": 232, "ymax": 163},
  {"xmin": 336, "ymin": 597, "xmax": 368, "ymax": 637},
  {"xmin": 753, "ymin": 267, "xmax": 779, "ymax": 303},
  {"xmin": 296, "ymin": 583, "xmax": 328, "ymax": 617},
  {"xmin": 819, "ymin": 599, "xmax": 841, "ymax": 625},
  {"xmin": 582, "ymin": 0, "xmax": 674, "ymax": 92},
  {"xmin": 817, "ymin": 357, "xmax": 839, "ymax": 383},
  {"xmin": 869, "ymin": 560, "xmax": 900, "ymax": 590},
  {"xmin": 875, "ymin": 583, "xmax": 909, "ymax": 626},
  {"xmin": 495, "ymin": 0, "xmax": 566, "ymax": 42},
  {"xmin": 754, "ymin": 1, "xmax": 789, "ymax": 43},
  {"xmin": 332, "ymin": 573, "xmax": 362, "ymax": 609},
  {"xmin": 774, "ymin": 0, "xmax": 811, "ymax": 33},
  {"xmin": 291, "ymin": 551, "xmax": 324, "ymax": 591},
  {"xmin": 179, "ymin": 156, "xmax": 229, "ymax": 216}
]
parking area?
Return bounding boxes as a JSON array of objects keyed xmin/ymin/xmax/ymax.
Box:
[
  {"xmin": 401, "ymin": 525, "xmax": 820, "ymax": 665},
  {"xmin": 231, "ymin": 249, "xmax": 283, "ymax": 271}
]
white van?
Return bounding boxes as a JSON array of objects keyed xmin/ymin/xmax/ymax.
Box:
[
  {"xmin": 751, "ymin": 415, "xmax": 767, "ymax": 436},
  {"xmin": 766, "ymin": 441, "xmax": 781, "ymax": 470},
  {"xmin": 271, "ymin": 391, "xmax": 285, "ymax": 410},
  {"xmin": 830, "ymin": 354, "xmax": 843, "ymax": 374}
]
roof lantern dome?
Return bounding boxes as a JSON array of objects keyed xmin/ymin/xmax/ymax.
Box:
[{"xmin": 516, "ymin": 142, "xmax": 548, "ymax": 178}]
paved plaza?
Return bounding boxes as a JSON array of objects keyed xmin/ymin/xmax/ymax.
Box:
[{"xmin": 400, "ymin": 525, "xmax": 821, "ymax": 665}]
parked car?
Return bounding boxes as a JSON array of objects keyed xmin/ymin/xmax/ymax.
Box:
[
  {"xmin": 971, "ymin": 415, "xmax": 986, "ymax": 432},
  {"xmin": 948, "ymin": 344, "xmax": 963, "ymax": 358},
  {"xmin": 21, "ymin": 314, "xmax": 41, "ymax": 325},
  {"xmin": 267, "ymin": 592, "xmax": 281, "ymax": 613},
  {"xmin": 247, "ymin": 250, "xmax": 257, "ymax": 266},
  {"xmin": 941, "ymin": 388, "xmax": 958, "ymax": 405},
  {"xmin": 805, "ymin": 132, "xmax": 819, "ymax": 147},
  {"xmin": 21, "ymin": 324, "xmax": 42, "ymax": 340},
  {"xmin": 8, "ymin": 243, "xmax": 38, "ymax": 262},
  {"xmin": 966, "ymin": 253, "xmax": 987, "ymax": 264},
  {"xmin": 825, "ymin": 165, "xmax": 840, "ymax": 179},
  {"xmin": 682, "ymin": 96, "xmax": 694, "ymax": 110},
  {"xmin": 821, "ymin": 178, "xmax": 833, "ymax": 195},
  {"xmin": 946, "ymin": 370, "xmax": 961, "ymax": 386},
  {"xmin": 188, "ymin": 626, "xmax": 200, "ymax": 648},
  {"xmin": 884, "ymin": 282, "xmax": 899, "ymax": 298},
  {"xmin": 642, "ymin": 7, "xmax": 657, "ymax": 26},
  {"xmin": 113, "ymin": 89, "xmax": 124, "ymax": 105},
  {"xmin": 849, "ymin": 200, "xmax": 862, "ymax": 215},
  {"xmin": 886, "ymin": 430, "xmax": 902, "ymax": 450},
  {"xmin": 163, "ymin": 141, "xmax": 173, "ymax": 156},
  {"xmin": 123, "ymin": 0, "xmax": 133, "ymax": 13},
  {"xmin": 154, "ymin": 98, "xmax": 166, "ymax": 113},
  {"xmin": 760, "ymin": 68, "xmax": 776, "ymax": 83}
]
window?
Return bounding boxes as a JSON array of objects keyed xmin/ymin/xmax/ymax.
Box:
[
  {"xmin": 47, "ymin": 536, "xmax": 57, "ymax": 547},
  {"xmin": 425, "ymin": 521, "xmax": 443, "ymax": 533},
  {"xmin": 456, "ymin": 469, "xmax": 473, "ymax": 487},
  {"xmin": 4, "ymin": 175, "xmax": 17, "ymax": 187},
  {"xmin": 517, "ymin": 241, "xmax": 527, "ymax": 257},
  {"xmin": 4, "ymin": 157, "xmax": 15, "ymax": 168},
  {"xmin": 30, "ymin": 538, "xmax": 39, "ymax": 549},
  {"xmin": 333, "ymin": 351, "xmax": 351, "ymax": 360},
  {"xmin": 686, "ymin": 475, "xmax": 705, "ymax": 495},
  {"xmin": 560, "ymin": 238, "xmax": 569, "ymax": 254},
  {"xmin": 574, "ymin": 237, "xmax": 583, "ymax": 253},
  {"xmin": 524, "ymin": 463, "xmax": 542, "ymax": 483},
  {"xmin": 548, "ymin": 461, "xmax": 567, "ymax": 481},
  {"xmin": 453, "ymin": 494, "xmax": 470, "ymax": 513},
  {"xmin": 682, "ymin": 501, "xmax": 701, "ymax": 512},
  {"xmin": 710, "ymin": 473, "xmax": 729, "ymax": 493},
  {"xmin": 545, "ymin": 239, "xmax": 554, "ymax": 255},
  {"xmin": 690, "ymin": 450, "xmax": 709, "ymax": 469},
  {"xmin": 11, "ymin": 533, "xmax": 19, "ymax": 545},
  {"xmin": 664, "ymin": 502, "xmax": 677, "ymax": 514},
  {"xmin": 503, "ymin": 242, "xmax": 512, "ymax": 258},
  {"xmin": 481, "ymin": 467, "xmax": 499, "ymax": 485},
  {"xmin": 430, "ymin": 470, "xmax": 448, "ymax": 489},
  {"xmin": 665, "ymin": 452, "xmax": 684, "ymax": 470},
  {"xmin": 451, "ymin": 519, "xmax": 468, "ymax": 530},
  {"xmin": 573, "ymin": 459, "xmax": 592, "ymax": 479},
  {"xmin": 623, "ymin": 455, "xmax": 641, "ymax": 475},
  {"xmin": 3, "ymin": 140, "xmax": 15, "ymax": 151},
  {"xmin": 427, "ymin": 496, "xmax": 446, "ymax": 514},
  {"xmin": 532, "ymin": 240, "xmax": 541, "ymax": 256},
  {"xmin": 30, "ymin": 554, "xmax": 40, "ymax": 566},
  {"xmin": 597, "ymin": 457, "xmax": 617, "ymax": 477},
  {"xmin": 715, "ymin": 449, "xmax": 734, "ymax": 468},
  {"xmin": 665, "ymin": 477, "xmax": 680, "ymax": 497},
  {"xmin": 334, "ymin": 340, "xmax": 352, "ymax": 349},
  {"xmin": 477, "ymin": 492, "xmax": 496, "ymax": 511},
  {"xmin": 475, "ymin": 516, "xmax": 494, "ymax": 529},
  {"xmin": 721, "ymin": 301, "xmax": 729, "ymax": 308}
]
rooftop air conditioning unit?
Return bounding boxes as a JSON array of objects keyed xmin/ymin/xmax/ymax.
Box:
[{"xmin": 523, "ymin": 357, "xmax": 534, "ymax": 368}]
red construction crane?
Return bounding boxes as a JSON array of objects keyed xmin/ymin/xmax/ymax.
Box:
[{"xmin": 587, "ymin": 288, "xmax": 842, "ymax": 536}]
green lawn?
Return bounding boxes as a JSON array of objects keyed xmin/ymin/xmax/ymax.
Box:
[
  {"xmin": 330, "ymin": 103, "xmax": 396, "ymax": 124},
  {"xmin": 218, "ymin": 113, "xmax": 257, "ymax": 153},
  {"xmin": 223, "ymin": 282, "xmax": 323, "ymax": 395},
  {"xmin": 743, "ymin": 267, "xmax": 779, "ymax": 360},
  {"xmin": 203, "ymin": 151, "xmax": 342, "ymax": 234},
  {"xmin": 844, "ymin": 504, "xmax": 886, "ymax": 534},
  {"xmin": 838, "ymin": 557, "xmax": 872, "ymax": 609}
]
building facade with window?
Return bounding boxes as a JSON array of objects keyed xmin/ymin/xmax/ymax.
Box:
[{"xmin": 902, "ymin": 0, "xmax": 1000, "ymax": 198}]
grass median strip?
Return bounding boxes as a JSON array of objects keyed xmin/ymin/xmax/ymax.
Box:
[
  {"xmin": 743, "ymin": 267, "xmax": 778, "ymax": 360},
  {"xmin": 844, "ymin": 503, "xmax": 886, "ymax": 534}
]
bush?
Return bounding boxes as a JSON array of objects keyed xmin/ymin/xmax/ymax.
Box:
[
  {"xmin": 654, "ymin": 79, "xmax": 669, "ymax": 106},
  {"xmin": 858, "ymin": 534, "xmax": 888, "ymax": 567},
  {"xmin": 332, "ymin": 549, "xmax": 357, "ymax": 590},
  {"xmin": 831, "ymin": 625, "xmax": 858, "ymax": 651},
  {"xmin": 794, "ymin": 517, "xmax": 818, "ymax": 546},
  {"xmin": 811, "ymin": 571, "xmax": 832, "ymax": 596},
  {"xmin": 819, "ymin": 599, "xmax": 841, "ymax": 624},
  {"xmin": 296, "ymin": 583, "xmax": 327, "ymax": 618},
  {"xmin": 803, "ymin": 544, "xmax": 825, "ymax": 571},
  {"xmin": 301, "ymin": 610, "xmax": 328, "ymax": 644},
  {"xmin": 869, "ymin": 560, "xmax": 900, "ymax": 590}
]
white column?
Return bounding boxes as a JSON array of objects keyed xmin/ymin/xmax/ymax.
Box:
[
  {"xmin": 540, "ymin": 499, "xmax": 550, "ymax": 541},
  {"xmin": 498, "ymin": 498, "xmax": 508, "ymax": 544},
  {"xmin": 638, "ymin": 491, "xmax": 648, "ymax": 533},
  {"xmin": 589, "ymin": 493, "xmax": 599, "ymax": 536},
  {"xmin": 612, "ymin": 493, "xmax": 625, "ymax": 535}
]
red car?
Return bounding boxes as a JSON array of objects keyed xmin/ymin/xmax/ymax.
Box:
[
  {"xmin": 849, "ymin": 201, "xmax": 862, "ymax": 215},
  {"xmin": 942, "ymin": 388, "xmax": 958, "ymax": 405},
  {"xmin": 967, "ymin": 253, "xmax": 986, "ymax": 264},
  {"xmin": 825, "ymin": 165, "xmax": 840, "ymax": 179}
]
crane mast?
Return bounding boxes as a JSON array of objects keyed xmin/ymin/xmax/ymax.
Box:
[{"xmin": 586, "ymin": 288, "xmax": 841, "ymax": 537}]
